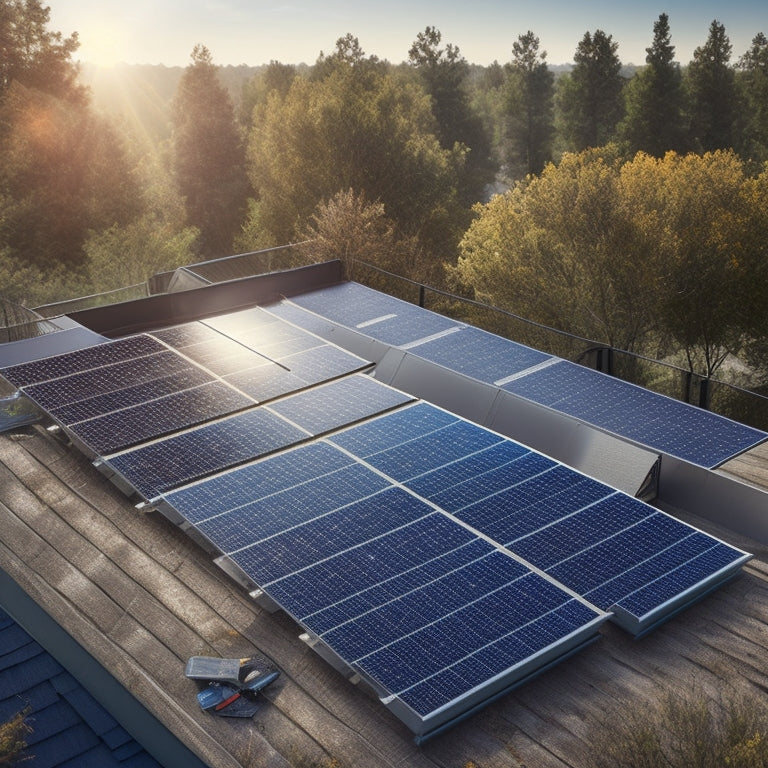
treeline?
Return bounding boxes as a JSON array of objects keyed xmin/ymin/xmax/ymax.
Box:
[{"xmin": 1, "ymin": 1, "xmax": 768, "ymax": 384}]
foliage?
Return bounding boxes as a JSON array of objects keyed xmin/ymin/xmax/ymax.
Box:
[
  {"xmin": 686, "ymin": 20, "xmax": 738, "ymax": 152},
  {"xmin": 452, "ymin": 148, "xmax": 768, "ymax": 375},
  {"xmin": 0, "ymin": 0, "xmax": 85, "ymax": 103},
  {"xmin": 408, "ymin": 27, "xmax": 495, "ymax": 205},
  {"xmin": 620, "ymin": 13, "xmax": 688, "ymax": 156},
  {"xmin": 171, "ymin": 45, "xmax": 249, "ymax": 259},
  {"xmin": 299, "ymin": 188, "xmax": 433, "ymax": 284},
  {"xmin": 505, "ymin": 31, "xmax": 555, "ymax": 176},
  {"xmin": 557, "ymin": 30, "xmax": 625, "ymax": 151},
  {"xmin": 0, "ymin": 709, "xmax": 32, "ymax": 765},
  {"xmin": 246, "ymin": 49, "xmax": 465, "ymax": 259},
  {"xmin": 0, "ymin": 81, "xmax": 142, "ymax": 269},
  {"xmin": 588, "ymin": 684, "xmax": 768, "ymax": 768}
]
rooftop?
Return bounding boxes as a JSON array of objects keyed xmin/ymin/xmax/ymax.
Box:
[{"xmin": 2, "ymin": 260, "xmax": 767, "ymax": 767}]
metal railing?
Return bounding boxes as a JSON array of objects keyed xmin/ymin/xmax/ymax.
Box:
[{"xmin": 5, "ymin": 245, "xmax": 768, "ymax": 431}]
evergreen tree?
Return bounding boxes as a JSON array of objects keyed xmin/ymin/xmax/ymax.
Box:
[
  {"xmin": 737, "ymin": 32, "xmax": 768, "ymax": 161},
  {"xmin": 408, "ymin": 26, "xmax": 494, "ymax": 204},
  {"xmin": 172, "ymin": 45, "xmax": 249, "ymax": 258},
  {"xmin": 505, "ymin": 31, "xmax": 555, "ymax": 176},
  {"xmin": 619, "ymin": 13, "xmax": 687, "ymax": 156},
  {"xmin": 558, "ymin": 30, "xmax": 625, "ymax": 150},
  {"xmin": 686, "ymin": 20, "xmax": 738, "ymax": 152}
]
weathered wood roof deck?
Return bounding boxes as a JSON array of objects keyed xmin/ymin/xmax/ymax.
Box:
[{"xmin": 1, "ymin": 423, "xmax": 767, "ymax": 768}]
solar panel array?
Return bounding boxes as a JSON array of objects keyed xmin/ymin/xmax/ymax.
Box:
[
  {"xmin": 162, "ymin": 439, "xmax": 608, "ymax": 728},
  {"xmin": 0, "ymin": 309, "xmax": 372, "ymax": 459},
  {"xmin": 104, "ymin": 374, "xmax": 414, "ymax": 499},
  {"xmin": 0, "ymin": 297, "xmax": 753, "ymax": 741},
  {"xmin": 271, "ymin": 282, "xmax": 768, "ymax": 468},
  {"xmin": 157, "ymin": 400, "xmax": 749, "ymax": 736}
]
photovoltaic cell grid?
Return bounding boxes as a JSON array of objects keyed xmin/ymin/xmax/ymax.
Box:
[
  {"xmin": 103, "ymin": 375, "xmax": 413, "ymax": 499},
  {"xmin": 161, "ymin": 440, "xmax": 606, "ymax": 720},
  {"xmin": 501, "ymin": 360, "xmax": 767, "ymax": 469},
  {"xmin": 283, "ymin": 283, "xmax": 768, "ymax": 468},
  {"xmin": 277, "ymin": 283, "xmax": 462, "ymax": 347},
  {"xmin": 152, "ymin": 313, "xmax": 372, "ymax": 402},
  {"xmin": 0, "ymin": 334, "xmax": 257, "ymax": 455},
  {"xmin": 327, "ymin": 402, "xmax": 750, "ymax": 633}
]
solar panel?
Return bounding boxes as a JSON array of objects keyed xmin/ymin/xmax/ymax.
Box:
[
  {"xmin": 324, "ymin": 403, "xmax": 750, "ymax": 635},
  {"xmin": 267, "ymin": 375, "xmax": 413, "ymax": 435},
  {"xmin": 164, "ymin": 441, "xmax": 355, "ymax": 524},
  {"xmin": 288, "ymin": 282, "xmax": 461, "ymax": 347},
  {"xmin": 278, "ymin": 282, "xmax": 768, "ymax": 469},
  {"xmin": 409, "ymin": 326, "xmax": 553, "ymax": 383},
  {"xmin": 105, "ymin": 408, "xmax": 310, "ymax": 499},
  {"xmin": 166, "ymin": 445, "xmax": 606, "ymax": 727},
  {"xmin": 70, "ymin": 382, "xmax": 255, "ymax": 455},
  {"xmin": 0, "ymin": 334, "xmax": 165, "ymax": 388},
  {"xmin": 502, "ymin": 360, "xmax": 767, "ymax": 468}
]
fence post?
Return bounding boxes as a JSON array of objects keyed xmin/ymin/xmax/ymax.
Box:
[
  {"xmin": 419, "ymin": 284, "xmax": 426, "ymax": 308},
  {"xmin": 699, "ymin": 377, "xmax": 711, "ymax": 410}
]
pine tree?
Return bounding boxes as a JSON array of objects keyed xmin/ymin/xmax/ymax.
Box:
[
  {"xmin": 558, "ymin": 30, "xmax": 625, "ymax": 150},
  {"xmin": 686, "ymin": 20, "xmax": 738, "ymax": 152},
  {"xmin": 505, "ymin": 31, "xmax": 555, "ymax": 176},
  {"xmin": 619, "ymin": 13, "xmax": 687, "ymax": 156},
  {"xmin": 172, "ymin": 45, "xmax": 249, "ymax": 258}
]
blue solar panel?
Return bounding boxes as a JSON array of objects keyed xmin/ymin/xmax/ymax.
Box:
[
  {"xmin": 267, "ymin": 517, "xmax": 484, "ymax": 622},
  {"xmin": 69, "ymin": 382, "xmax": 255, "ymax": 455},
  {"xmin": 503, "ymin": 360, "xmax": 767, "ymax": 468},
  {"xmin": 1, "ymin": 334, "xmax": 164, "ymax": 388},
  {"xmin": 48, "ymin": 366, "xmax": 213, "ymax": 424},
  {"xmin": 282, "ymin": 282, "xmax": 768, "ymax": 469},
  {"xmin": 223, "ymin": 365, "xmax": 307, "ymax": 402},
  {"xmin": 405, "ymin": 440, "xmax": 531, "ymax": 501},
  {"xmin": 228, "ymin": 488, "xmax": 435, "ymax": 585},
  {"xmin": 196, "ymin": 463, "xmax": 391, "ymax": 552},
  {"xmin": 288, "ymin": 283, "xmax": 462, "ymax": 347},
  {"xmin": 164, "ymin": 441, "xmax": 354, "ymax": 523},
  {"xmin": 21, "ymin": 350, "xmax": 198, "ymax": 411},
  {"xmin": 352, "ymin": 574, "xmax": 592, "ymax": 717},
  {"xmin": 357, "ymin": 420, "xmax": 506, "ymax": 482},
  {"xmin": 395, "ymin": 599, "xmax": 599, "ymax": 716},
  {"xmin": 410, "ymin": 326, "xmax": 552, "ymax": 383},
  {"xmin": 292, "ymin": 539, "xmax": 492, "ymax": 633},
  {"xmin": 281, "ymin": 344, "xmax": 370, "ymax": 383},
  {"xmin": 106, "ymin": 408, "xmax": 310, "ymax": 498},
  {"xmin": 611, "ymin": 541, "xmax": 748, "ymax": 620},
  {"xmin": 456, "ymin": 475, "xmax": 614, "ymax": 546},
  {"xmin": 422, "ymin": 452, "xmax": 566, "ymax": 513},
  {"xmin": 328, "ymin": 401, "xmax": 458, "ymax": 457},
  {"xmin": 267, "ymin": 375, "xmax": 413, "ymax": 435}
]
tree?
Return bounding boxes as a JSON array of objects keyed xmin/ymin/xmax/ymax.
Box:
[
  {"xmin": 246, "ymin": 52, "xmax": 465, "ymax": 260},
  {"xmin": 737, "ymin": 32, "xmax": 768, "ymax": 161},
  {"xmin": 451, "ymin": 148, "xmax": 768, "ymax": 374},
  {"xmin": 505, "ymin": 31, "xmax": 555, "ymax": 176},
  {"xmin": 298, "ymin": 188, "xmax": 430, "ymax": 283},
  {"xmin": 686, "ymin": 20, "xmax": 738, "ymax": 152},
  {"xmin": 0, "ymin": 81, "xmax": 141, "ymax": 270},
  {"xmin": 452, "ymin": 147, "xmax": 659, "ymax": 352},
  {"xmin": 0, "ymin": 0, "xmax": 85, "ymax": 103},
  {"xmin": 558, "ymin": 30, "xmax": 625, "ymax": 150},
  {"xmin": 171, "ymin": 45, "xmax": 249, "ymax": 258},
  {"xmin": 620, "ymin": 13, "xmax": 688, "ymax": 156},
  {"xmin": 408, "ymin": 26, "xmax": 494, "ymax": 204}
]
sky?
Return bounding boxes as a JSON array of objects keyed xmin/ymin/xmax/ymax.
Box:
[{"xmin": 49, "ymin": 0, "xmax": 767, "ymax": 68}]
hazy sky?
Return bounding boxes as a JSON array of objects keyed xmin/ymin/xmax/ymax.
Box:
[{"xmin": 49, "ymin": 0, "xmax": 767, "ymax": 68}]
